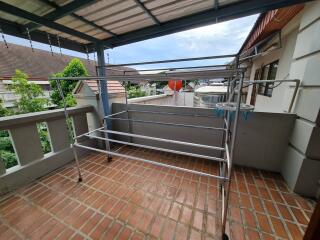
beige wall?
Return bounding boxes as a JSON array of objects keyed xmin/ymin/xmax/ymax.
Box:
[
  {"xmin": 244, "ymin": 1, "xmax": 320, "ymax": 197},
  {"xmin": 245, "ymin": 13, "xmax": 301, "ymax": 113}
]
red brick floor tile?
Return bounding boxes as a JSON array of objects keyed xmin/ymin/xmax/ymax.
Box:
[
  {"xmin": 138, "ymin": 210, "xmax": 153, "ymax": 232},
  {"xmin": 242, "ymin": 209, "xmax": 256, "ymax": 228},
  {"xmin": 245, "ymin": 228, "xmax": 260, "ymax": 240},
  {"xmin": 102, "ymin": 221, "xmax": 122, "ymax": 239},
  {"xmin": 175, "ymin": 223, "xmax": 189, "ymax": 240},
  {"xmin": 0, "ymin": 150, "xmax": 315, "ymax": 240},
  {"xmin": 277, "ymin": 204, "xmax": 294, "ymax": 221},
  {"xmin": 291, "ymin": 207, "xmax": 308, "ymax": 225},
  {"xmin": 131, "ymin": 232, "xmax": 144, "ymax": 240},
  {"xmin": 118, "ymin": 203, "xmax": 135, "ymax": 223},
  {"xmin": 190, "ymin": 229, "xmax": 202, "ymax": 240},
  {"xmin": 89, "ymin": 216, "xmax": 112, "ymax": 239},
  {"xmin": 229, "ymin": 222, "xmax": 245, "ymax": 240},
  {"xmin": 206, "ymin": 214, "xmax": 217, "ymax": 236},
  {"xmin": 161, "ymin": 218, "xmax": 176, "ymax": 240},
  {"xmin": 118, "ymin": 226, "xmax": 133, "ymax": 240},
  {"xmin": 70, "ymin": 233, "xmax": 85, "ymax": 240},
  {"xmin": 56, "ymin": 228, "xmax": 74, "ymax": 240},
  {"xmin": 169, "ymin": 202, "xmax": 182, "ymax": 221},
  {"xmin": 286, "ymin": 221, "xmax": 303, "ymax": 240},
  {"xmin": 229, "ymin": 206, "xmax": 242, "ymax": 223},
  {"xmin": 252, "ymin": 197, "xmax": 264, "ymax": 212},
  {"xmin": 80, "ymin": 212, "xmax": 103, "ymax": 235},
  {"xmin": 270, "ymin": 217, "xmax": 288, "ymax": 239},
  {"xmin": 256, "ymin": 213, "xmax": 272, "ymax": 234},
  {"xmin": 193, "ymin": 210, "xmax": 203, "ymax": 231},
  {"xmin": 150, "ymin": 215, "xmax": 165, "ymax": 238}
]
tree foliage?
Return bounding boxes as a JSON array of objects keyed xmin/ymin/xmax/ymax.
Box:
[
  {"xmin": 1, "ymin": 70, "xmax": 50, "ymax": 169},
  {"xmin": 50, "ymin": 58, "xmax": 88, "ymax": 108},
  {"xmin": 9, "ymin": 70, "xmax": 48, "ymax": 114},
  {"xmin": 127, "ymin": 86, "xmax": 146, "ymax": 99}
]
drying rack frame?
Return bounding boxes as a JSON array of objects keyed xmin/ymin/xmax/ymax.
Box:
[{"xmin": 50, "ymin": 54, "xmax": 300, "ymax": 240}]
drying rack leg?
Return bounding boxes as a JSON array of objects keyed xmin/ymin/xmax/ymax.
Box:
[
  {"xmin": 72, "ymin": 144, "xmax": 83, "ymax": 182},
  {"xmin": 104, "ymin": 127, "xmax": 113, "ymax": 162}
]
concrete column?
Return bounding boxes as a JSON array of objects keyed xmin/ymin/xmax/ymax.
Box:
[
  {"xmin": 72, "ymin": 113, "xmax": 89, "ymax": 142},
  {"xmin": 0, "ymin": 160, "xmax": 5, "ymax": 175},
  {"xmin": 281, "ymin": 0, "xmax": 320, "ymax": 198},
  {"xmin": 9, "ymin": 124, "xmax": 44, "ymax": 166},
  {"xmin": 47, "ymin": 118, "xmax": 70, "ymax": 152}
]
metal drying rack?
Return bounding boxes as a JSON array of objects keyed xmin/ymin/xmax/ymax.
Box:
[{"xmin": 50, "ymin": 54, "xmax": 300, "ymax": 240}]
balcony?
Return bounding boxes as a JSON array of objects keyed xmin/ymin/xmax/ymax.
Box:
[{"xmin": 0, "ymin": 104, "xmax": 316, "ymax": 239}]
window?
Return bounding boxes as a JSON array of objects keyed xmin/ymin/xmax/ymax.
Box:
[{"xmin": 257, "ymin": 60, "xmax": 279, "ymax": 97}]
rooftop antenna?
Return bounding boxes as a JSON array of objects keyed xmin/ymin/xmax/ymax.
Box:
[
  {"xmin": 56, "ymin": 35, "xmax": 62, "ymax": 56},
  {"xmin": 47, "ymin": 33, "xmax": 54, "ymax": 56},
  {"xmin": 0, "ymin": 25, "xmax": 9, "ymax": 49},
  {"xmin": 25, "ymin": 27, "xmax": 34, "ymax": 52}
]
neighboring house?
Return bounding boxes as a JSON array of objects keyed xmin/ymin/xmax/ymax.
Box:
[
  {"xmin": 240, "ymin": 1, "xmax": 320, "ymax": 197},
  {"xmin": 0, "ymin": 42, "xmax": 130, "ymax": 107}
]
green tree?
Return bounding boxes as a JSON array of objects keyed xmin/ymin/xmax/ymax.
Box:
[
  {"xmin": 1, "ymin": 70, "xmax": 51, "ymax": 169},
  {"xmin": 50, "ymin": 58, "xmax": 88, "ymax": 108},
  {"xmin": 127, "ymin": 86, "xmax": 146, "ymax": 99},
  {"xmin": 9, "ymin": 70, "xmax": 48, "ymax": 114},
  {"xmin": 0, "ymin": 98, "xmax": 10, "ymax": 117}
]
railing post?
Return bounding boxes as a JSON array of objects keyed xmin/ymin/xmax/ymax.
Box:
[
  {"xmin": 0, "ymin": 159, "xmax": 5, "ymax": 175},
  {"xmin": 46, "ymin": 118, "xmax": 70, "ymax": 152},
  {"xmin": 9, "ymin": 124, "xmax": 44, "ymax": 166},
  {"xmin": 72, "ymin": 113, "xmax": 89, "ymax": 142}
]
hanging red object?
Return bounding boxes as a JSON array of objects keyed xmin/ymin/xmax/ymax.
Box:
[{"xmin": 168, "ymin": 79, "xmax": 182, "ymax": 91}]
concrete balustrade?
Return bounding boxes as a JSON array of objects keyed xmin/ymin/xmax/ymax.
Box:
[{"xmin": 0, "ymin": 105, "xmax": 96, "ymax": 195}]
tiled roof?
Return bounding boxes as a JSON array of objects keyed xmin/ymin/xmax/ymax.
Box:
[
  {"xmin": 85, "ymin": 80, "xmax": 125, "ymax": 94},
  {"xmin": 239, "ymin": 4, "xmax": 304, "ymax": 54},
  {"xmin": 0, "ymin": 42, "xmax": 135, "ymax": 94}
]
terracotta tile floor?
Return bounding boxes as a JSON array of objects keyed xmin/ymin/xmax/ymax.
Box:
[{"xmin": 0, "ymin": 146, "xmax": 315, "ymax": 240}]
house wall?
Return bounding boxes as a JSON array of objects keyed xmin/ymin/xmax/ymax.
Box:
[
  {"xmin": 281, "ymin": 0, "xmax": 320, "ymax": 198},
  {"xmin": 246, "ymin": 13, "xmax": 301, "ymax": 113},
  {"xmin": 245, "ymin": 0, "xmax": 320, "ymax": 197}
]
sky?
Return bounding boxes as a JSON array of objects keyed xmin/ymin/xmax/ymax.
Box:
[{"xmin": 1, "ymin": 14, "xmax": 258, "ymax": 70}]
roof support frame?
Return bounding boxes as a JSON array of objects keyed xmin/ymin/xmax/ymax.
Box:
[
  {"xmin": 26, "ymin": 0, "xmax": 97, "ymax": 32},
  {"xmin": 0, "ymin": 17, "xmax": 87, "ymax": 53},
  {"xmin": 132, "ymin": 0, "xmax": 160, "ymax": 25},
  {"xmin": 0, "ymin": 1, "xmax": 101, "ymax": 44},
  {"xmin": 99, "ymin": 0, "xmax": 312, "ymax": 48},
  {"xmin": 35, "ymin": 0, "xmax": 117, "ymax": 37}
]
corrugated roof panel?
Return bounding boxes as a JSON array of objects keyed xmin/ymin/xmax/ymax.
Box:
[
  {"xmin": 93, "ymin": 7, "xmax": 143, "ymax": 27},
  {"xmin": 91, "ymin": 31, "xmax": 111, "ymax": 40},
  {"xmin": 76, "ymin": 0, "xmax": 134, "ymax": 20},
  {"xmin": 103, "ymin": 14, "xmax": 149, "ymax": 31},
  {"xmin": 154, "ymin": 0, "xmax": 214, "ymax": 23},
  {"xmin": 110, "ymin": 19, "xmax": 154, "ymax": 34},
  {"xmin": 141, "ymin": 0, "xmax": 181, "ymax": 9}
]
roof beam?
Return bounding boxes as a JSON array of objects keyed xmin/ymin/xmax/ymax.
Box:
[
  {"xmin": 26, "ymin": 0, "xmax": 97, "ymax": 32},
  {"xmin": 0, "ymin": 17, "xmax": 86, "ymax": 52},
  {"xmin": 133, "ymin": 0, "xmax": 160, "ymax": 25},
  {"xmin": 102, "ymin": 0, "xmax": 312, "ymax": 48},
  {"xmin": 0, "ymin": 1, "xmax": 100, "ymax": 43},
  {"xmin": 35, "ymin": 0, "xmax": 117, "ymax": 37}
]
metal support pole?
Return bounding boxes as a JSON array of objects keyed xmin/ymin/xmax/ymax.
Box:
[
  {"xmin": 124, "ymin": 81, "xmax": 133, "ymax": 143},
  {"xmin": 221, "ymin": 56, "xmax": 243, "ymax": 240},
  {"xmin": 96, "ymin": 44, "xmax": 112, "ymax": 161}
]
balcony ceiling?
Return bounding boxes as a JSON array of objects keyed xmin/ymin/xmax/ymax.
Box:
[{"xmin": 0, "ymin": 0, "xmax": 312, "ymax": 53}]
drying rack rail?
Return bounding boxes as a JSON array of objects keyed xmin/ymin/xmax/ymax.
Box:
[{"xmin": 50, "ymin": 53, "xmax": 300, "ymax": 240}]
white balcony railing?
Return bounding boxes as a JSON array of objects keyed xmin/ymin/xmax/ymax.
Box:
[{"xmin": 0, "ymin": 105, "xmax": 97, "ymax": 195}]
